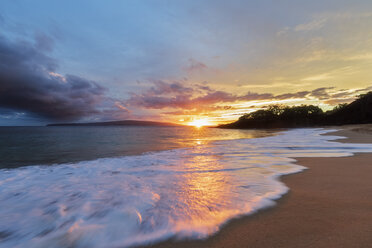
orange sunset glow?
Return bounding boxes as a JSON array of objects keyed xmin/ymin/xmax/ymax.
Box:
[
  {"xmin": 1, "ymin": 1, "xmax": 372, "ymax": 126},
  {"xmin": 188, "ymin": 119, "xmax": 214, "ymax": 128},
  {"xmin": 2, "ymin": 2, "xmax": 372, "ymax": 248}
]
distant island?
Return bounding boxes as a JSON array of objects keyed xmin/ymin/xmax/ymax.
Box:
[
  {"xmin": 47, "ymin": 120, "xmax": 183, "ymax": 127},
  {"xmin": 219, "ymin": 91, "xmax": 372, "ymax": 129}
]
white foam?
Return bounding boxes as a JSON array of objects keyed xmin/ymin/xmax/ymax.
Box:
[{"xmin": 1, "ymin": 128, "xmax": 372, "ymax": 248}]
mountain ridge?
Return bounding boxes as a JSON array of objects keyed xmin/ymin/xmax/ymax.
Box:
[{"xmin": 47, "ymin": 120, "xmax": 183, "ymax": 127}]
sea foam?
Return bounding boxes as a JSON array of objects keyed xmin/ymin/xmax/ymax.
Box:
[{"xmin": 1, "ymin": 128, "xmax": 372, "ymax": 248}]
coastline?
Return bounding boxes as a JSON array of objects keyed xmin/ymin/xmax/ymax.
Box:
[{"xmin": 143, "ymin": 124, "xmax": 372, "ymax": 248}]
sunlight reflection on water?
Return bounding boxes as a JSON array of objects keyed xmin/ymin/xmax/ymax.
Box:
[{"xmin": 1, "ymin": 129, "xmax": 372, "ymax": 248}]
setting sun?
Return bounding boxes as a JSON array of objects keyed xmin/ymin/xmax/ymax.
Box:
[
  {"xmin": 2, "ymin": 1, "xmax": 372, "ymax": 248},
  {"xmin": 188, "ymin": 119, "xmax": 212, "ymax": 128}
]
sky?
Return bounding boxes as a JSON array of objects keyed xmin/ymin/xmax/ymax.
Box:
[{"xmin": 0, "ymin": 0, "xmax": 372, "ymax": 126}]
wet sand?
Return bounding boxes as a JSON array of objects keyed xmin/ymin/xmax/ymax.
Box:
[{"xmin": 143, "ymin": 124, "xmax": 372, "ymax": 248}]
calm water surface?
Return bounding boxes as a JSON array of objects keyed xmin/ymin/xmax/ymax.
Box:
[{"xmin": 0, "ymin": 126, "xmax": 276, "ymax": 168}]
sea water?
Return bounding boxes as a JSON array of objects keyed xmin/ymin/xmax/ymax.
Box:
[{"xmin": 1, "ymin": 128, "xmax": 372, "ymax": 248}]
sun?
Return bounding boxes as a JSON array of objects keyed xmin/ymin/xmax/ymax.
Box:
[{"xmin": 188, "ymin": 119, "xmax": 212, "ymax": 128}]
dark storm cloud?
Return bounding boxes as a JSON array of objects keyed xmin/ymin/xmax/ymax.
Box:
[{"xmin": 0, "ymin": 35, "xmax": 106, "ymax": 121}]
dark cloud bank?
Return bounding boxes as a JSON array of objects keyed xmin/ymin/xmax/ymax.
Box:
[{"xmin": 0, "ymin": 35, "xmax": 106, "ymax": 121}]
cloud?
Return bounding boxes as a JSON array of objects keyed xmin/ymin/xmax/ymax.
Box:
[
  {"xmin": 240, "ymin": 92, "xmax": 274, "ymax": 101},
  {"xmin": 345, "ymin": 53, "xmax": 372, "ymax": 61},
  {"xmin": 148, "ymin": 80, "xmax": 194, "ymax": 95},
  {"xmin": 114, "ymin": 101, "xmax": 130, "ymax": 112},
  {"xmin": 126, "ymin": 81, "xmax": 372, "ymax": 121},
  {"xmin": 193, "ymin": 91, "xmax": 236, "ymax": 104},
  {"xmin": 126, "ymin": 81, "xmax": 319, "ymax": 111},
  {"xmin": 274, "ymin": 91, "xmax": 310, "ymax": 100},
  {"xmin": 34, "ymin": 31, "xmax": 54, "ymax": 52},
  {"xmin": 356, "ymin": 86, "xmax": 372, "ymax": 92},
  {"xmin": 321, "ymin": 86, "xmax": 372, "ymax": 105},
  {"xmin": 294, "ymin": 18, "xmax": 327, "ymax": 32},
  {"xmin": 302, "ymin": 73, "xmax": 332, "ymax": 81},
  {"xmin": 184, "ymin": 58, "xmax": 208, "ymax": 73},
  {"xmin": 324, "ymin": 97, "xmax": 356, "ymax": 105},
  {"xmin": 195, "ymin": 83, "xmax": 214, "ymax": 92},
  {"xmin": 309, "ymin": 87, "xmax": 334, "ymax": 99},
  {"xmin": 162, "ymin": 105, "xmax": 238, "ymax": 116},
  {"xmin": 127, "ymin": 94, "xmax": 192, "ymax": 109},
  {"xmin": 126, "ymin": 81, "xmax": 278, "ymax": 110},
  {"xmin": 0, "ymin": 35, "xmax": 107, "ymax": 121}
]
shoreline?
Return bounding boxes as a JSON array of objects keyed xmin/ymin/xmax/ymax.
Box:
[{"xmin": 142, "ymin": 124, "xmax": 372, "ymax": 248}]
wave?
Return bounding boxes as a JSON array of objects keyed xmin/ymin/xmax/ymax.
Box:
[{"xmin": 1, "ymin": 128, "xmax": 372, "ymax": 248}]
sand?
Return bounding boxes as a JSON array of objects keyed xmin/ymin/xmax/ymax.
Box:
[{"xmin": 143, "ymin": 124, "xmax": 372, "ymax": 248}]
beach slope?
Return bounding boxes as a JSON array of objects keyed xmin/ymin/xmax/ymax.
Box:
[{"xmin": 145, "ymin": 125, "xmax": 372, "ymax": 248}]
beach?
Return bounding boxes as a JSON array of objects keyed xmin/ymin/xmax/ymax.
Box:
[
  {"xmin": 2, "ymin": 1, "xmax": 372, "ymax": 247},
  {"xmin": 1, "ymin": 126, "xmax": 372, "ymax": 248},
  {"xmin": 145, "ymin": 125, "xmax": 372, "ymax": 248}
]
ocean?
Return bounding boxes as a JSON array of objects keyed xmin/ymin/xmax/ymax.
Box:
[
  {"xmin": 1, "ymin": 127, "xmax": 372, "ymax": 248},
  {"xmin": 0, "ymin": 126, "xmax": 275, "ymax": 168}
]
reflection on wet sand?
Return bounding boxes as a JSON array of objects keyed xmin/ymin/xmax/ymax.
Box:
[
  {"xmin": 174, "ymin": 147, "xmax": 236, "ymax": 235},
  {"xmin": 2, "ymin": 129, "xmax": 371, "ymax": 248}
]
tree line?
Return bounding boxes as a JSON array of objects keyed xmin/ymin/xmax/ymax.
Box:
[{"xmin": 219, "ymin": 91, "xmax": 372, "ymax": 129}]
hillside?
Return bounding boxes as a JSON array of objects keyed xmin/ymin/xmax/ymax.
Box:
[
  {"xmin": 219, "ymin": 91, "xmax": 372, "ymax": 129},
  {"xmin": 47, "ymin": 120, "xmax": 182, "ymax": 127},
  {"xmin": 326, "ymin": 92, "xmax": 372, "ymax": 125}
]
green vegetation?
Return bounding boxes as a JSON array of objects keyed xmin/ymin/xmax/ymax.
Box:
[{"xmin": 219, "ymin": 91, "xmax": 372, "ymax": 129}]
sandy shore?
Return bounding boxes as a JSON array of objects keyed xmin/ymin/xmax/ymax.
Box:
[{"xmin": 143, "ymin": 124, "xmax": 372, "ymax": 248}]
